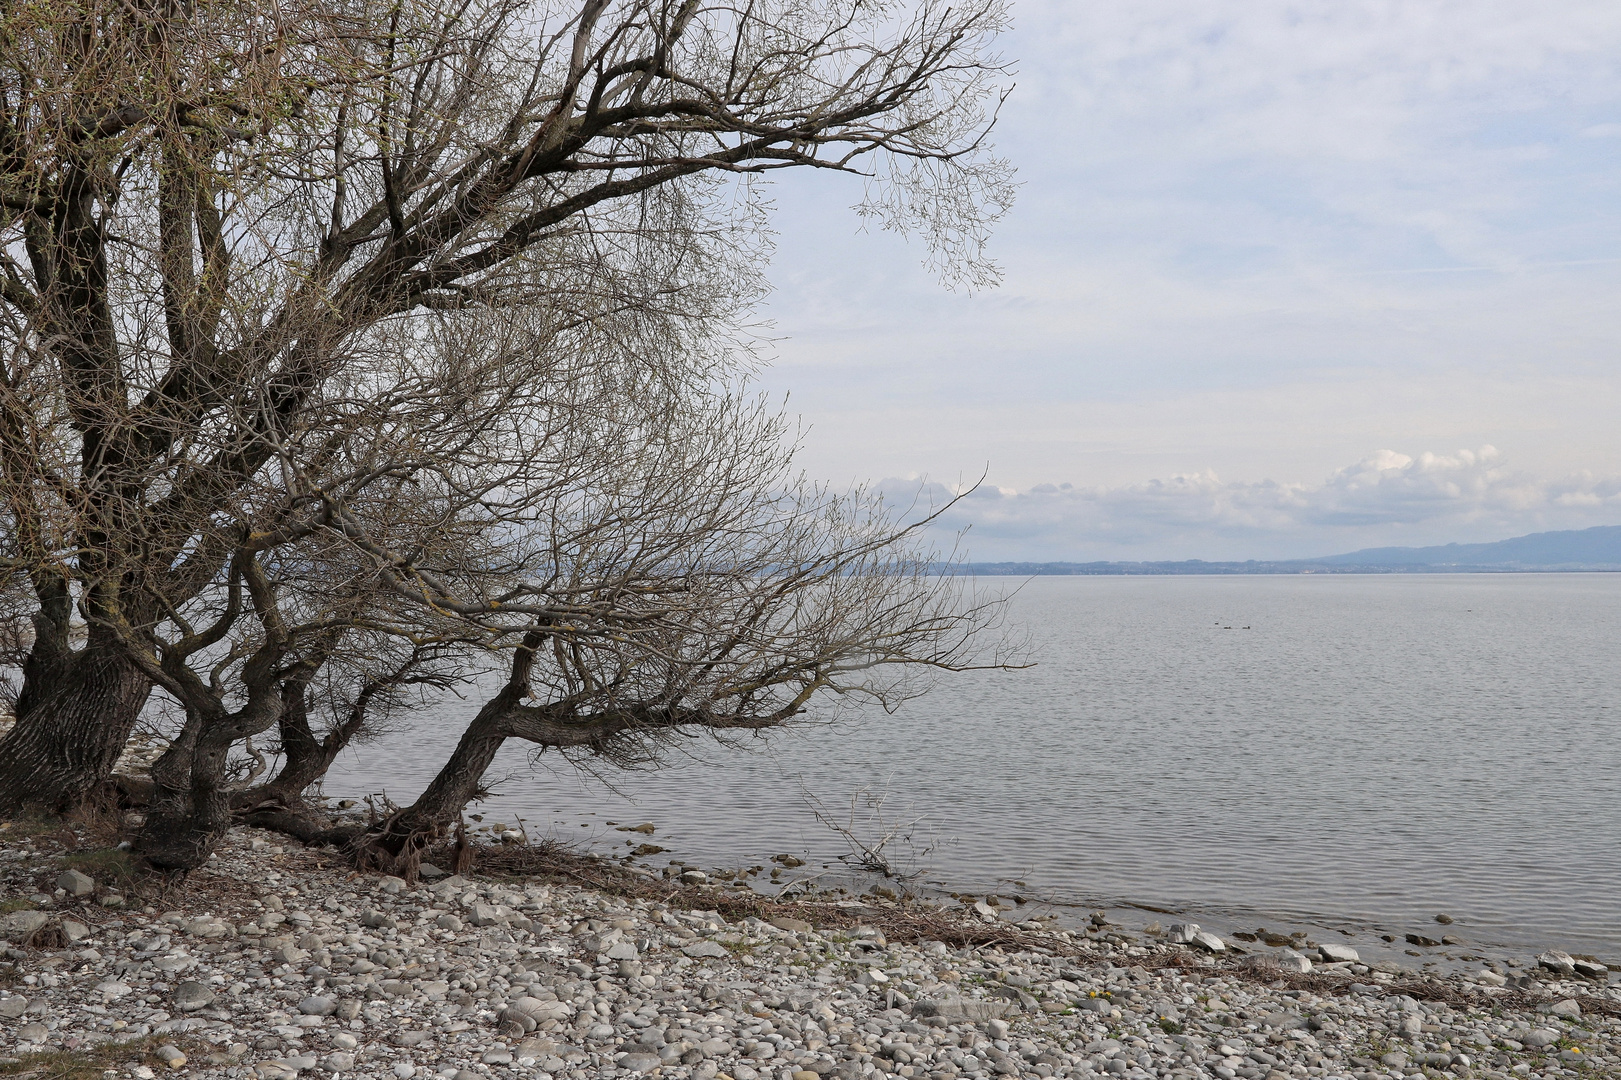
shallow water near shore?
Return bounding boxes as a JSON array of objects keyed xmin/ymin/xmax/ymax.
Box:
[{"xmin": 326, "ymin": 573, "xmax": 1621, "ymax": 969}]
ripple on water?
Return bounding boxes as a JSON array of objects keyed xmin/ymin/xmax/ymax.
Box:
[{"xmin": 328, "ymin": 573, "xmax": 1621, "ymax": 958}]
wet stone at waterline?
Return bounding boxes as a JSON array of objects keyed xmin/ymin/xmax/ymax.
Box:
[{"xmin": 0, "ymin": 824, "xmax": 1616, "ymax": 1080}]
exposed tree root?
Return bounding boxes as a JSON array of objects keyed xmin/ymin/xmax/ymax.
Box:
[{"xmin": 235, "ymin": 802, "xmax": 365, "ymax": 851}]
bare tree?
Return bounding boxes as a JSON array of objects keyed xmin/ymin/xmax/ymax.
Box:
[
  {"xmin": 317, "ymin": 380, "xmax": 1015, "ymax": 875},
  {"xmin": 120, "ymin": 293, "xmax": 1016, "ymax": 872},
  {"xmin": 0, "ymin": 0, "xmax": 1013, "ymax": 815}
]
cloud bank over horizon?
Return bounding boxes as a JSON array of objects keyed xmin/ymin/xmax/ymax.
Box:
[
  {"xmin": 882, "ymin": 447, "xmax": 1621, "ymax": 563},
  {"xmin": 754, "ymin": 1, "xmax": 1621, "ymax": 560}
]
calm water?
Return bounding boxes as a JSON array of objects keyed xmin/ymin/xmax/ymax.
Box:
[{"xmin": 327, "ymin": 574, "xmax": 1621, "ymax": 966}]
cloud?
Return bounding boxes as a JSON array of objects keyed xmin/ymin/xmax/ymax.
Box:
[
  {"xmin": 755, "ymin": 2, "xmax": 1621, "ymax": 505},
  {"xmin": 884, "ymin": 447, "xmax": 1621, "ymax": 562}
]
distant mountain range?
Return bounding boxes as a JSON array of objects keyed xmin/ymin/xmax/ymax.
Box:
[{"xmin": 965, "ymin": 525, "xmax": 1621, "ymax": 575}]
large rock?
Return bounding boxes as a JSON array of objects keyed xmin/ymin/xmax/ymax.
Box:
[
  {"xmin": 174, "ymin": 981, "xmax": 216, "ymax": 1011},
  {"xmin": 1523, "ymin": 1030, "xmax": 1559, "ymax": 1049},
  {"xmin": 1537, "ymin": 951, "xmax": 1577, "ymax": 975},
  {"xmin": 467, "ymin": 903, "xmax": 510, "ymax": 927},
  {"xmin": 620, "ymin": 1053, "xmax": 663, "ymax": 1073},
  {"xmin": 510, "ymin": 996, "xmax": 573, "ymax": 1024},
  {"xmin": 1, "ymin": 910, "xmax": 49, "ymax": 940},
  {"xmin": 1549, "ymin": 999, "xmax": 1581, "ymax": 1019},
  {"xmin": 1318, "ymin": 943, "xmax": 1359, "ymax": 964},
  {"xmin": 0, "ymin": 995, "xmax": 28, "ymax": 1019},
  {"xmin": 1190, "ymin": 931, "xmax": 1225, "ymax": 953},
  {"xmin": 1276, "ymin": 949, "xmax": 1313, "ymax": 973},
  {"xmin": 770, "ymin": 917, "xmax": 813, "ymax": 933},
  {"xmin": 299, "ymin": 995, "xmax": 338, "ymax": 1016},
  {"xmin": 682, "ymin": 940, "xmax": 730, "ymax": 959},
  {"xmin": 56, "ymin": 868, "xmax": 95, "ymax": 897},
  {"xmin": 910, "ymin": 996, "xmax": 1015, "ymax": 1022},
  {"xmin": 1573, "ymin": 958, "xmax": 1609, "ymax": 978}
]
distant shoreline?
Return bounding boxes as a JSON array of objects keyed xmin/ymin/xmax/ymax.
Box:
[
  {"xmin": 957, "ymin": 524, "xmax": 1621, "ymax": 574},
  {"xmin": 959, "ymin": 562, "xmax": 1621, "ymax": 576}
]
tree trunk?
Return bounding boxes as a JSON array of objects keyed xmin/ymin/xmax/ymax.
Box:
[
  {"xmin": 135, "ymin": 683, "xmax": 284, "ymax": 872},
  {"xmin": 355, "ymin": 634, "xmax": 548, "ymax": 878},
  {"xmin": 256, "ymin": 683, "xmax": 326, "ymax": 804},
  {"xmin": 246, "ymin": 678, "xmax": 372, "ymax": 809},
  {"xmin": 355, "ymin": 696, "xmax": 511, "ymax": 878},
  {"xmin": 0, "ymin": 640, "xmax": 153, "ymax": 816},
  {"xmin": 135, "ymin": 718, "xmax": 245, "ymax": 871}
]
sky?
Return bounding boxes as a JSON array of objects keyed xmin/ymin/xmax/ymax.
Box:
[{"xmin": 750, "ymin": 0, "xmax": 1621, "ymax": 562}]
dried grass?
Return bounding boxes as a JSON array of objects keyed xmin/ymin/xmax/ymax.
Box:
[{"xmin": 0, "ymin": 1035, "xmax": 205, "ymax": 1080}]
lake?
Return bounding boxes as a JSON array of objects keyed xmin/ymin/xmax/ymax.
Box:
[{"xmin": 325, "ymin": 573, "xmax": 1621, "ymax": 970}]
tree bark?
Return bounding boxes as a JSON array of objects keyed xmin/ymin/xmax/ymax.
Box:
[
  {"xmin": 255, "ymin": 682, "xmax": 328, "ymax": 805},
  {"xmin": 355, "ymin": 634, "xmax": 541, "ymax": 877},
  {"xmin": 0, "ymin": 639, "xmax": 153, "ymax": 816},
  {"xmin": 136, "ymin": 718, "xmax": 249, "ymax": 871},
  {"xmin": 355, "ymin": 696, "xmax": 511, "ymax": 878}
]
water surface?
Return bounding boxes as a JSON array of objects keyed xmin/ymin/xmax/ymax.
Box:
[{"xmin": 327, "ymin": 574, "xmax": 1621, "ymax": 966}]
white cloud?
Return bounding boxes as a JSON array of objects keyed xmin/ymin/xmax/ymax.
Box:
[
  {"xmin": 753, "ymin": 1, "xmax": 1621, "ymax": 554},
  {"xmin": 887, "ymin": 447, "xmax": 1621, "ymax": 562},
  {"xmin": 755, "ymin": 0, "xmax": 1621, "ymax": 496}
]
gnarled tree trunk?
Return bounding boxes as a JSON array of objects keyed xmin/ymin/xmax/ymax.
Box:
[
  {"xmin": 355, "ymin": 697, "xmax": 512, "ymax": 878},
  {"xmin": 252, "ymin": 682, "xmax": 331, "ymax": 806},
  {"xmin": 233, "ymin": 680, "xmax": 369, "ymax": 845},
  {"xmin": 0, "ymin": 638, "xmax": 153, "ymax": 816},
  {"xmin": 356, "ymin": 638, "xmax": 537, "ymax": 878}
]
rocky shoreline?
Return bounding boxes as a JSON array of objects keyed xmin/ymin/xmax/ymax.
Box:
[{"xmin": 1, "ymin": 824, "xmax": 1617, "ymax": 1080}]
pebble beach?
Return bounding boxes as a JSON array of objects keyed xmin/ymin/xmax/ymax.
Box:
[{"xmin": 1, "ymin": 824, "xmax": 1617, "ymax": 1080}]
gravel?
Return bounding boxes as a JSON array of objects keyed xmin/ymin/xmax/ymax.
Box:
[{"xmin": 0, "ymin": 827, "xmax": 1617, "ymax": 1080}]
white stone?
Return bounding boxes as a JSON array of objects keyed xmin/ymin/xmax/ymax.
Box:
[
  {"xmin": 1276, "ymin": 951, "xmax": 1313, "ymax": 973},
  {"xmin": 1536, "ymin": 951, "xmax": 1576, "ymax": 975},
  {"xmin": 1, "ymin": 909, "xmax": 49, "ymax": 939},
  {"xmin": 467, "ymin": 902, "xmax": 510, "ymax": 926},
  {"xmin": 1190, "ymin": 931, "xmax": 1225, "ymax": 953}
]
